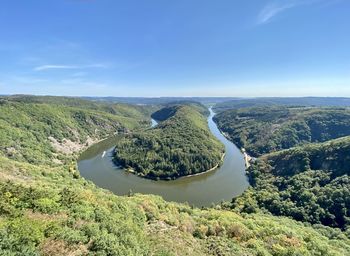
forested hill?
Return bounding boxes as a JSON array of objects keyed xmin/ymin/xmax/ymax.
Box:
[
  {"xmin": 151, "ymin": 101, "xmax": 209, "ymax": 121},
  {"xmin": 1, "ymin": 95, "xmax": 157, "ymax": 119},
  {"xmin": 214, "ymin": 106, "xmax": 350, "ymax": 157},
  {"xmin": 214, "ymin": 97, "xmax": 350, "ymax": 111},
  {"xmin": 114, "ymin": 104, "xmax": 224, "ymax": 180},
  {"xmin": 232, "ymin": 136, "xmax": 350, "ymax": 230},
  {"xmin": 0, "ymin": 96, "xmax": 152, "ymax": 166},
  {"xmin": 0, "ymin": 96, "xmax": 349, "ymax": 255}
]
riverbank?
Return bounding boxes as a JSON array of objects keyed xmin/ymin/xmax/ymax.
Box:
[
  {"xmin": 219, "ymin": 131, "xmax": 254, "ymax": 169},
  {"xmin": 241, "ymin": 148, "xmax": 252, "ymax": 168},
  {"xmin": 78, "ymin": 117, "xmax": 156, "ymax": 161},
  {"xmin": 86, "ymin": 115, "xmax": 225, "ymax": 181},
  {"xmin": 178, "ymin": 152, "xmax": 226, "ymax": 179},
  {"xmin": 122, "ymin": 152, "xmax": 226, "ymax": 181},
  {"xmin": 78, "ymin": 107, "xmax": 249, "ymax": 206}
]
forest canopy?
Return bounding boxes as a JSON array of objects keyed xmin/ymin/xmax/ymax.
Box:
[
  {"xmin": 0, "ymin": 96, "xmax": 349, "ymax": 255},
  {"xmin": 113, "ymin": 104, "xmax": 224, "ymax": 180},
  {"xmin": 231, "ymin": 134, "xmax": 350, "ymax": 231},
  {"xmin": 214, "ymin": 106, "xmax": 350, "ymax": 157}
]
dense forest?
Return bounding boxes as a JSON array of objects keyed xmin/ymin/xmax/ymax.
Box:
[
  {"xmin": 84, "ymin": 96, "xmax": 235, "ymax": 105},
  {"xmin": 213, "ymin": 97, "xmax": 350, "ymax": 111},
  {"xmin": 113, "ymin": 104, "xmax": 224, "ymax": 180},
  {"xmin": 232, "ymin": 136, "xmax": 350, "ymax": 231},
  {"xmin": 0, "ymin": 97, "xmax": 152, "ymax": 166},
  {"xmin": 214, "ymin": 106, "xmax": 350, "ymax": 156},
  {"xmin": 151, "ymin": 101, "xmax": 210, "ymax": 121},
  {"xmin": 0, "ymin": 96, "xmax": 349, "ymax": 255}
]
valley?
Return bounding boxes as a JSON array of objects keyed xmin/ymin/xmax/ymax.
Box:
[
  {"xmin": 214, "ymin": 106, "xmax": 350, "ymax": 156},
  {"xmin": 78, "ymin": 107, "xmax": 248, "ymax": 206},
  {"xmin": 113, "ymin": 104, "xmax": 224, "ymax": 180},
  {"xmin": 0, "ymin": 96, "xmax": 349, "ymax": 255}
]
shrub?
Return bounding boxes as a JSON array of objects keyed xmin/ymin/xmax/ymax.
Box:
[{"xmin": 34, "ymin": 198, "xmax": 60, "ymax": 214}]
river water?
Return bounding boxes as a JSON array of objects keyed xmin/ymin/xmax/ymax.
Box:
[{"xmin": 78, "ymin": 108, "xmax": 248, "ymax": 206}]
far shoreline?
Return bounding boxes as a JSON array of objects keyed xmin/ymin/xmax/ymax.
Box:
[{"xmin": 116, "ymin": 152, "xmax": 226, "ymax": 181}]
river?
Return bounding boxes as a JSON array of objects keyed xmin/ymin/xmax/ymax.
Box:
[{"xmin": 78, "ymin": 107, "xmax": 249, "ymax": 207}]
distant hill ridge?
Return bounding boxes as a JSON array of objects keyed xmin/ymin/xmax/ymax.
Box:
[
  {"xmin": 214, "ymin": 97, "xmax": 350, "ymax": 111},
  {"xmin": 214, "ymin": 106, "xmax": 350, "ymax": 156}
]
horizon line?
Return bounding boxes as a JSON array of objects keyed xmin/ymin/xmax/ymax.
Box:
[{"xmin": 2, "ymin": 94, "xmax": 350, "ymax": 99}]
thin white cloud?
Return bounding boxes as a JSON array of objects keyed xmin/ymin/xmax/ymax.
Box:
[
  {"xmin": 257, "ymin": 0, "xmax": 335, "ymax": 25},
  {"xmin": 257, "ymin": 1, "xmax": 298, "ymax": 24},
  {"xmin": 34, "ymin": 65, "xmax": 78, "ymax": 71},
  {"xmin": 34, "ymin": 63, "xmax": 109, "ymax": 71}
]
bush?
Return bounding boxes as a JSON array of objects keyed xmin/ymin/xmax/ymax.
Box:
[{"xmin": 34, "ymin": 198, "xmax": 60, "ymax": 214}]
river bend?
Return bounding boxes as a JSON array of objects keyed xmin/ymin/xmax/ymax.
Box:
[{"xmin": 78, "ymin": 108, "xmax": 249, "ymax": 206}]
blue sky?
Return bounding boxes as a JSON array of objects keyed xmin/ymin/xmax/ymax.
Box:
[{"xmin": 1, "ymin": 0, "xmax": 349, "ymax": 97}]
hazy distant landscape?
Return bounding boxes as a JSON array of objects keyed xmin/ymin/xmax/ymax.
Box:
[{"xmin": 1, "ymin": 1, "xmax": 350, "ymax": 255}]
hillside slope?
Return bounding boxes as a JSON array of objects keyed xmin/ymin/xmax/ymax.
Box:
[
  {"xmin": 0, "ymin": 98, "xmax": 151, "ymax": 167},
  {"xmin": 114, "ymin": 104, "xmax": 224, "ymax": 180},
  {"xmin": 2, "ymin": 152, "xmax": 350, "ymax": 255},
  {"xmin": 214, "ymin": 106, "xmax": 350, "ymax": 156},
  {"xmin": 2, "ymin": 95, "xmax": 157, "ymax": 119},
  {"xmin": 232, "ymin": 136, "xmax": 350, "ymax": 230},
  {"xmin": 214, "ymin": 97, "xmax": 350, "ymax": 112},
  {"xmin": 0, "ymin": 97, "xmax": 349, "ymax": 255}
]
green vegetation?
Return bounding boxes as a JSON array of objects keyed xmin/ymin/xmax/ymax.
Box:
[
  {"xmin": 214, "ymin": 106, "xmax": 350, "ymax": 156},
  {"xmin": 3, "ymin": 95, "xmax": 157, "ymax": 119},
  {"xmin": 215, "ymin": 105, "xmax": 350, "ymax": 231},
  {"xmin": 0, "ymin": 96, "xmax": 349, "ymax": 255},
  {"xmin": 232, "ymin": 136, "xmax": 350, "ymax": 231},
  {"xmin": 151, "ymin": 101, "xmax": 210, "ymax": 121},
  {"xmin": 114, "ymin": 104, "xmax": 224, "ymax": 180},
  {"xmin": 0, "ymin": 96, "xmax": 152, "ymax": 166},
  {"xmin": 1, "ymin": 152, "xmax": 349, "ymax": 255},
  {"xmin": 214, "ymin": 97, "xmax": 350, "ymax": 112}
]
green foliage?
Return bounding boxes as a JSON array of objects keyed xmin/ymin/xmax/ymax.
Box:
[
  {"xmin": 233, "ymin": 136, "xmax": 350, "ymax": 230},
  {"xmin": 132, "ymin": 194, "xmax": 350, "ymax": 256},
  {"xmin": 0, "ymin": 179, "xmax": 150, "ymax": 255},
  {"xmin": 1, "ymin": 95, "xmax": 157, "ymax": 119},
  {"xmin": 151, "ymin": 101, "xmax": 209, "ymax": 120},
  {"xmin": 0, "ymin": 97, "xmax": 151, "ymax": 165},
  {"xmin": 114, "ymin": 105, "xmax": 224, "ymax": 179},
  {"xmin": 214, "ymin": 106, "xmax": 350, "ymax": 156},
  {"xmin": 0, "ymin": 217, "xmax": 46, "ymax": 255},
  {"xmin": 213, "ymin": 97, "xmax": 350, "ymax": 112},
  {"xmin": 0, "ymin": 96, "xmax": 349, "ymax": 255},
  {"xmin": 33, "ymin": 198, "xmax": 60, "ymax": 214}
]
